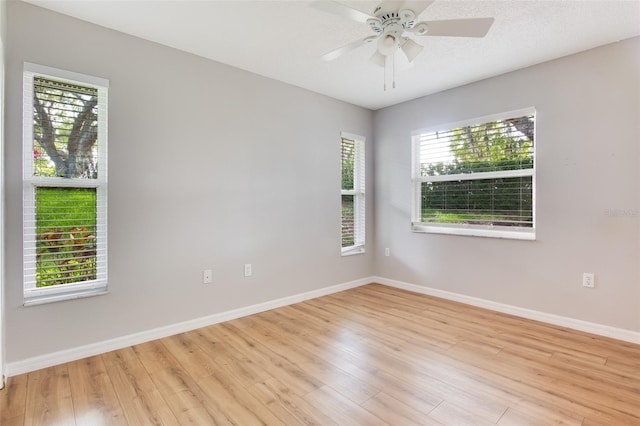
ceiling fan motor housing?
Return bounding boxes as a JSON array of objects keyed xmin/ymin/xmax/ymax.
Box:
[{"xmin": 369, "ymin": 5, "xmax": 423, "ymax": 57}]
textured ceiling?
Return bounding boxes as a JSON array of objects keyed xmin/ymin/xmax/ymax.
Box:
[{"xmin": 23, "ymin": 0, "xmax": 640, "ymax": 110}]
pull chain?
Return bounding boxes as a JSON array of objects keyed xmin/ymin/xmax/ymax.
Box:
[
  {"xmin": 382, "ymin": 52, "xmax": 396, "ymax": 91},
  {"xmin": 383, "ymin": 55, "xmax": 387, "ymax": 91},
  {"xmin": 392, "ymin": 51, "xmax": 396, "ymax": 89}
]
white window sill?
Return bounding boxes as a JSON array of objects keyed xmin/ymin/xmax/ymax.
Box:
[
  {"xmin": 341, "ymin": 245, "xmax": 365, "ymax": 256},
  {"xmin": 24, "ymin": 281, "xmax": 108, "ymax": 306},
  {"xmin": 412, "ymin": 222, "xmax": 535, "ymax": 241}
]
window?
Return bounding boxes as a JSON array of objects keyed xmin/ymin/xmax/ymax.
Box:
[
  {"xmin": 23, "ymin": 63, "xmax": 108, "ymax": 305},
  {"xmin": 412, "ymin": 109, "xmax": 535, "ymax": 240},
  {"xmin": 341, "ymin": 133, "xmax": 365, "ymax": 254}
]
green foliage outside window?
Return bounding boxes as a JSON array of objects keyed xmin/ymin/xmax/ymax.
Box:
[{"xmin": 36, "ymin": 187, "xmax": 97, "ymax": 287}]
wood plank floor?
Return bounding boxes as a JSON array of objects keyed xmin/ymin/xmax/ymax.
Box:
[{"xmin": 2, "ymin": 284, "xmax": 639, "ymax": 425}]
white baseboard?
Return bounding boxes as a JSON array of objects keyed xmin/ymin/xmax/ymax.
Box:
[
  {"xmin": 373, "ymin": 276, "xmax": 640, "ymax": 345},
  {"xmin": 5, "ymin": 277, "xmax": 372, "ymax": 377},
  {"xmin": 7, "ymin": 275, "xmax": 639, "ymax": 376}
]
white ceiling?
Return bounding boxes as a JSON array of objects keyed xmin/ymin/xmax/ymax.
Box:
[{"xmin": 24, "ymin": 0, "xmax": 640, "ymax": 110}]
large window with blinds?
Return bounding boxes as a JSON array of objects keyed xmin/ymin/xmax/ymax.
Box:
[
  {"xmin": 23, "ymin": 63, "xmax": 109, "ymax": 305},
  {"xmin": 341, "ymin": 133, "xmax": 365, "ymax": 254},
  {"xmin": 412, "ymin": 109, "xmax": 535, "ymax": 240}
]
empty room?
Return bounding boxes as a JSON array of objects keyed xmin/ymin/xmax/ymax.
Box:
[{"xmin": 1, "ymin": 0, "xmax": 639, "ymax": 424}]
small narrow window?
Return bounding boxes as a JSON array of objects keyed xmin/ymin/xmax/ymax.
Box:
[
  {"xmin": 412, "ymin": 109, "xmax": 535, "ymax": 240},
  {"xmin": 23, "ymin": 63, "xmax": 108, "ymax": 305},
  {"xmin": 341, "ymin": 133, "xmax": 365, "ymax": 255}
]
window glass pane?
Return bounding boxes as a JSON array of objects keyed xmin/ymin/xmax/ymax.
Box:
[
  {"xmin": 421, "ymin": 176, "xmax": 533, "ymax": 227},
  {"xmin": 33, "ymin": 77, "xmax": 99, "ymax": 179},
  {"xmin": 36, "ymin": 187, "xmax": 97, "ymax": 287},
  {"xmin": 419, "ymin": 115, "xmax": 534, "ymax": 177},
  {"xmin": 341, "ymin": 194, "xmax": 354, "ymax": 247},
  {"xmin": 341, "ymin": 138, "xmax": 355, "ymax": 190}
]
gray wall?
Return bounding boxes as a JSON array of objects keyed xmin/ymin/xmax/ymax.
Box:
[
  {"xmin": 4, "ymin": 2, "xmax": 373, "ymax": 363},
  {"xmin": 374, "ymin": 37, "xmax": 640, "ymax": 332}
]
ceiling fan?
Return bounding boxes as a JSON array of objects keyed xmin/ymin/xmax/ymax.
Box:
[{"xmin": 312, "ymin": 0, "xmax": 495, "ymax": 66}]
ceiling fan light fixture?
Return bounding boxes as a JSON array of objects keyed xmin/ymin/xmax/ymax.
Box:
[
  {"xmin": 378, "ymin": 33, "xmax": 397, "ymax": 56},
  {"xmin": 401, "ymin": 38, "xmax": 424, "ymax": 62},
  {"xmin": 370, "ymin": 50, "xmax": 387, "ymax": 67}
]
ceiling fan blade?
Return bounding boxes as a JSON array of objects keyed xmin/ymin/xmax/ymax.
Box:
[
  {"xmin": 310, "ymin": 1, "xmax": 373, "ymax": 24},
  {"xmin": 376, "ymin": 0, "xmax": 405, "ymax": 11},
  {"xmin": 421, "ymin": 17, "xmax": 495, "ymax": 38},
  {"xmin": 322, "ymin": 38, "xmax": 369, "ymax": 61},
  {"xmin": 399, "ymin": 1, "xmax": 435, "ymax": 17}
]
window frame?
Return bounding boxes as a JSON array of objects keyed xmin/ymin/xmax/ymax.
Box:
[
  {"xmin": 411, "ymin": 108, "xmax": 536, "ymax": 240},
  {"xmin": 23, "ymin": 63, "xmax": 109, "ymax": 305},
  {"xmin": 341, "ymin": 132, "xmax": 366, "ymax": 255}
]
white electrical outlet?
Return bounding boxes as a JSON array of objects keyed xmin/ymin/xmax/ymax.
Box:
[
  {"xmin": 582, "ymin": 272, "xmax": 595, "ymax": 288},
  {"xmin": 384, "ymin": 248, "xmax": 390, "ymax": 257},
  {"xmin": 244, "ymin": 263, "xmax": 252, "ymax": 277},
  {"xmin": 203, "ymin": 269, "xmax": 212, "ymax": 284}
]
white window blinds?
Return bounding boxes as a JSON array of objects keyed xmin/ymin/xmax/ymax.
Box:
[{"xmin": 412, "ymin": 110, "xmax": 535, "ymax": 239}]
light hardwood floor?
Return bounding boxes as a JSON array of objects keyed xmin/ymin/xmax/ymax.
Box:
[{"xmin": 1, "ymin": 284, "xmax": 639, "ymax": 425}]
